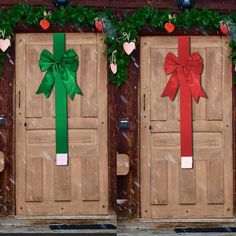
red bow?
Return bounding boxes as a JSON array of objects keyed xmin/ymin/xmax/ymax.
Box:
[{"xmin": 161, "ymin": 52, "xmax": 207, "ymax": 103}]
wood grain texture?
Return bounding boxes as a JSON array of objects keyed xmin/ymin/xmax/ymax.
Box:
[
  {"xmin": 207, "ymin": 160, "xmax": 224, "ymax": 204},
  {"xmin": 26, "ymin": 158, "xmax": 43, "ymax": 202},
  {"xmin": 150, "ymin": 160, "xmax": 168, "ymax": 205}
]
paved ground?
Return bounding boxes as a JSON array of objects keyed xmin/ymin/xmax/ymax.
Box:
[
  {"xmin": 2, "ymin": 227, "xmax": 236, "ymax": 235},
  {"xmin": 118, "ymin": 228, "xmax": 236, "ymax": 236}
]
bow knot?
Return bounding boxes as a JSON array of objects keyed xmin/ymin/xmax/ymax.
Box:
[
  {"xmin": 161, "ymin": 52, "xmax": 207, "ymax": 103},
  {"xmin": 36, "ymin": 48, "xmax": 83, "ymax": 100}
]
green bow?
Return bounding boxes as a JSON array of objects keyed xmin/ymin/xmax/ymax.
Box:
[{"xmin": 36, "ymin": 48, "xmax": 83, "ymax": 100}]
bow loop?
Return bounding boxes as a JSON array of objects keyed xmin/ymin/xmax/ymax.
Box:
[
  {"xmin": 162, "ymin": 51, "xmax": 207, "ymax": 103},
  {"xmin": 37, "ymin": 48, "xmax": 83, "ymax": 100},
  {"xmin": 39, "ymin": 49, "xmax": 56, "ymax": 72}
]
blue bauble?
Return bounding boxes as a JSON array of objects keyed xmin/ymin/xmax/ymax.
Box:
[
  {"xmin": 53, "ymin": 0, "xmax": 68, "ymax": 6},
  {"xmin": 177, "ymin": 0, "xmax": 195, "ymax": 10}
]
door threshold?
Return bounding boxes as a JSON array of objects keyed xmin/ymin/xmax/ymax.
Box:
[
  {"xmin": 11, "ymin": 215, "xmax": 112, "ymax": 220},
  {"xmin": 139, "ymin": 218, "xmax": 236, "ymax": 223},
  {"xmin": 0, "ymin": 214, "xmax": 117, "ymax": 228},
  {"xmin": 118, "ymin": 218, "xmax": 236, "ymax": 230}
]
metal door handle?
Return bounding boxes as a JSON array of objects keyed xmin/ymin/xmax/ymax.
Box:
[
  {"xmin": 143, "ymin": 94, "xmax": 146, "ymax": 111},
  {"xmin": 18, "ymin": 91, "xmax": 21, "ymax": 108}
]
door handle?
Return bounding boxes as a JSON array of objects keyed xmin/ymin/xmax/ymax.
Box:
[
  {"xmin": 18, "ymin": 90, "xmax": 21, "ymax": 108},
  {"xmin": 143, "ymin": 94, "xmax": 146, "ymax": 111}
]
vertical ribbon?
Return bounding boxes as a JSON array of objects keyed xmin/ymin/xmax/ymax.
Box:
[
  {"xmin": 178, "ymin": 36, "xmax": 193, "ymax": 168},
  {"xmin": 54, "ymin": 33, "xmax": 68, "ymax": 165},
  {"xmin": 161, "ymin": 36, "xmax": 207, "ymax": 168},
  {"xmin": 37, "ymin": 33, "xmax": 82, "ymax": 166}
]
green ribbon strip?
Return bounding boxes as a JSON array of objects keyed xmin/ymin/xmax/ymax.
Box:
[{"xmin": 36, "ymin": 33, "xmax": 82, "ymax": 155}]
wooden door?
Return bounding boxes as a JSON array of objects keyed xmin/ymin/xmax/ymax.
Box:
[
  {"xmin": 15, "ymin": 33, "xmax": 108, "ymax": 216},
  {"xmin": 140, "ymin": 36, "xmax": 233, "ymax": 218}
]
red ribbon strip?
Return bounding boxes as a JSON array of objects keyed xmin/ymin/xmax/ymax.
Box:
[{"xmin": 161, "ymin": 36, "xmax": 207, "ymax": 165}]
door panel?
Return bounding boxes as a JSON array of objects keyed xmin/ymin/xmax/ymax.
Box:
[
  {"xmin": 140, "ymin": 36, "xmax": 233, "ymax": 218},
  {"xmin": 15, "ymin": 33, "xmax": 108, "ymax": 216}
]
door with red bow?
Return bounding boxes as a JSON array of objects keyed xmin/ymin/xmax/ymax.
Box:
[{"xmin": 140, "ymin": 36, "xmax": 233, "ymax": 218}]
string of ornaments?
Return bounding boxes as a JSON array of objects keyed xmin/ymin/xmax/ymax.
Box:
[
  {"xmin": 23, "ymin": 4, "xmax": 236, "ymax": 77},
  {"xmin": 1, "ymin": 1, "xmax": 236, "ymax": 84}
]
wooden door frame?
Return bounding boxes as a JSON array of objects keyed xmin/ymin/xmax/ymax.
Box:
[{"xmin": 0, "ymin": 22, "xmax": 236, "ymax": 221}]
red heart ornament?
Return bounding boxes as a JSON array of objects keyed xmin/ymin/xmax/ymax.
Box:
[
  {"xmin": 40, "ymin": 19, "xmax": 50, "ymax": 30},
  {"xmin": 95, "ymin": 19, "xmax": 103, "ymax": 32},
  {"xmin": 220, "ymin": 22, "xmax": 228, "ymax": 35},
  {"xmin": 165, "ymin": 22, "xmax": 175, "ymax": 33},
  {"xmin": 123, "ymin": 42, "xmax": 136, "ymax": 55},
  {"xmin": 110, "ymin": 62, "xmax": 117, "ymax": 74},
  {"xmin": 0, "ymin": 39, "xmax": 11, "ymax": 52}
]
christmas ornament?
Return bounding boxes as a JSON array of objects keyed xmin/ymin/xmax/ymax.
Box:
[
  {"xmin": 110, "ymin": 50, "xmax": 117, "ymax": 74},
  {"xmin": 123, "ymin": 42, "xmax": 136, "ymax": 55},
  {"xmin": 227, "ymin": 22, "xmax": 236, "ymax": 42},
  {"xmin": 161, "ymin": 36, "xmax": 207, "ymax": 169},
  {"xmin": 234, "ymin": 64, "xmax": 236, "ymax": 72},
  {"xmin": 220, "ymin": 21, "xmax": 228, "ymax": 35},
  {"xmin": 165, "ymin": 22, "xmax": 175, "ymax": 33},
  {"xmin": 177, "ymin": 0, "xmax": 195, "ymax": 10},
  {"xmin": 36, "ymin": 33, "xmax": 83, "ymax": 166},
  {"xmin": 0, "ymin": 38, "xmax": 11, "ymax": 52},
  {"xmin": 122, "ymin": 32, "xmax": 136, "ymax": 55},
  {"xmin": 53, "ymin": 0, "xmax": 68, "ymax": 6},
  {"xmin": 95, "ymin": 18, "xmax": 103, "ymax": 32},
  {"xmin": 0, "ymin": 30, "xmax": 11, "ymax": 52},
  {"xmin": 40, "ymin": 19, "xmax": 50, "ymax": 30},
  {"xmin": 102, "ymin": 17, "xmax": 117, "ymax": 40},
  {"xmin": 40, "ymin": 11, "xmax": 51, "ymax": 30},
  {"xmin": 110, "ymin": 63, "xmax": 117, "ymax": 74}
]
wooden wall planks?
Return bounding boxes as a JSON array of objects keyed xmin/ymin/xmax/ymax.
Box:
[{"xmin": 0, "ymin": 45, "xmax": 15, "ymax": 215}]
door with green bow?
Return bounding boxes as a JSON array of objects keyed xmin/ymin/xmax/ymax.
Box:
[{"xmin": 15, "ymin": 33, "xmax": 108, "ymax": 216}]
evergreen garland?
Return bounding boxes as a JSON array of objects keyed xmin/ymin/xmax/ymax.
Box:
[{"xmin": 0, "ymin": 3, "xmax": 236, "ymax": 85}]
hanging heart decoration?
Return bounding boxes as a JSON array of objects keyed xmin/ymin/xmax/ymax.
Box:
[
  {"xmin": 0, "ymin": 38, "xmax": 11, "ymax": 52},
  {"xmin": 219, "ymin": 21, "xmax": 228, "ymax": 35},
  {"xmin": 95, "ymin": 18, "xmax": 103, "ymax": 32},
  {"xmin": 110, "ymin": 50, "xmax": 117, "ymax": 74},
  {"xmin": 122, "ymin": 32, "xmax": 136, "ymax": 55},
  {"xmin": 123, "ymin": 41, "xmax": 136, "ymax": 55},
  {"xmin": 40, "ymin": 11, "xmax": 51, "ymax": 30},
  {"xmin": 40, "ymin": 19, "xmax": 50, "ymax": 30},
  {"xmin": 165, "ymin": 22, "xmax": 175, "ymax": 33},
  {"xmin": 110, "ymin": 62, "xmax": 117, "ymax": 74}
]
